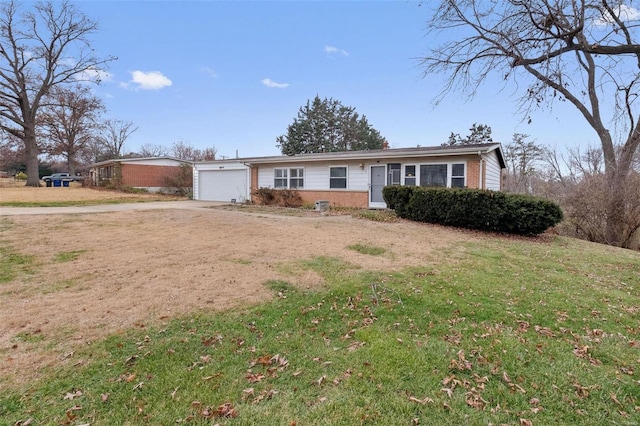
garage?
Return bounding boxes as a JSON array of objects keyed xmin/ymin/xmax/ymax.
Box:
[{"xmin": 195, "ymin": 165, "xmax": 249, "ymax": 202}]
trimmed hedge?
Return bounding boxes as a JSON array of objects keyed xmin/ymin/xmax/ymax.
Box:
[{"xmin": 382, "ymin": 186, "xmax": 563, "ymax": 236}]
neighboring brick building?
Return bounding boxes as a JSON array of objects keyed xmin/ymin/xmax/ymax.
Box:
[{"xmin": 90, "ymin": 157, "xmax": 192, "ymax": 192}]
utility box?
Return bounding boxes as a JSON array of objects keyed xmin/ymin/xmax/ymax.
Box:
[{"xmin": 315, "ymin": 200, "xmax": 330, "ymax": 212}]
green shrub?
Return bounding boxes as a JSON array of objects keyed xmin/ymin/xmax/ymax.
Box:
[
  {"xmin": 382, "ymin": 185, "xmax": 415, "ymax": 217},
  {"xmin": 15, "ymin": 171, "xmax": 27, "ymax": 180},
  {"xmin": 384, "ymin": 186, "xmax": 563, "ymax": 235}
]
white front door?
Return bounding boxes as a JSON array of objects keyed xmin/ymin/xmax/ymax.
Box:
[{"xmin": 369, "ymin": 165, "xmax": 387, "ymax": 208}]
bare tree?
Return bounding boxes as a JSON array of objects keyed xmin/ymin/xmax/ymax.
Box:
[
  {"xmin": 40, "ymin": 85, "xmax": 104, "ymax": 175},
  {"xmin": 78, "ymin": 137, "xmax": 111, "ymax": 165},
  {"xmin": 170, "ymin": 140, "xmax": 216, "ymax": 161},
  {"xmin": 139, "ymin": 143, "xmax": 168, "ymax": 157},
  {"xmin": 98, "ymin": 119, "xmax": 137, "ymax": 159},
  {"xmin": 0, "ymin": 128, "xmax": 24, "ymax": 174},
  {"xmin": 421, "ymin": 0, "xmax": 640, "ymax": 247},
  {"xmin": 504, "ymin": 133, "xmax": 544, "ymax": 194},
  {"xmin": 0, "ymin": 1, "xmax": 114, "ymax": 186}
]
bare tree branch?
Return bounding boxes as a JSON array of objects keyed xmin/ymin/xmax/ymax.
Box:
[
  {"xmin": 0, "ymin": 0, "xmax": 115, "ymax": 186},
  {"xmin": 420, "ymin": 0, "xmax": 640, "ymax": 246}
]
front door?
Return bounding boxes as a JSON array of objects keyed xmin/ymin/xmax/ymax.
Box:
[{"xmin": 369, "ymin": 165, "xmax": 387, "ymax": 208}]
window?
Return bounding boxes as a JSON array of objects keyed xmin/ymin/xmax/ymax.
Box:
[
  {"xmin": 290, "ymin": 168, "xmax": 304, "ymax": 188},
  {"xmin": 404, "ymin": 165, "xmax": 416, "ymax": 186},
  {"xmin": 329, "ymin": 166, "xmax": 347, "ymax": 189},
  {"xmin": 274, "ymin": 168, "xmax": 304, "ymax": 189},
  {"xmin": 420, "ymin": 164, "xmax": 448, "ymax": 187},
  {"xmin": 418, "ymin": 163, "xmax": 466, "ymax": 188},
  {"xmin": 451, "ymin": 163, "xmax": 465, "ymax": 188},
  {"xmin": 274, "ymin": 168, "xmax": 288, "ymax": 188},
  {"xmin": 388, "ymin": 163, "xmax": 401, "ymax": 185}
]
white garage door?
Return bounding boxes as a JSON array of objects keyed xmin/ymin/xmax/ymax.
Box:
[{"xmin": 198, "ymin": 169, "xmax": 248, "ymax": 202}]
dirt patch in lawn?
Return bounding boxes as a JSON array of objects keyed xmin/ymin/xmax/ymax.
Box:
[{"xmin": 0, "ymin": 204, "xmax": 477, "ymax": 387}]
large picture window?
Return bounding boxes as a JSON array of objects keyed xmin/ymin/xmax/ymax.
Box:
[
  {"xmin": 274, "ymin": 168, "xmax": 304, "ymax": 189},
  {"xmin": 420, "ymin": 164, "xmax": 448, "ymax": 187},
  {"xmin": 329, "ymin": 166, "xmax": 347, "ymax": 189},
  {"xmin": 418, "ymin": 163, "xmax": 465, "ymax": 188}
]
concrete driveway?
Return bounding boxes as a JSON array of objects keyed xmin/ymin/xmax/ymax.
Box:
[{"xmin": 0, "ymin": 200, "xmax": 225, "ymax": 216}]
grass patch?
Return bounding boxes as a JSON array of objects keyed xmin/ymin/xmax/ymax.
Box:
[
  {"xmin": 12, "ymin": 330, "xmax": 46, "ymax": 344},
  {"xmin": 2, "ymin": 237, "xmax": 639, "ymax": 425},
  {"xmin": 264, "ymin": 280, "xmax": 298, "ymax": 295},
  {"xmin": 347, "ymin": 243, "xmax": 386, "ymax": 256},
  {"xmin": 54, "ymin": 250, "xmax": 87, "ymax": 263},
  {"xmin": 0, "ymin": 246, "xmax": 36, "ymax": 283}
]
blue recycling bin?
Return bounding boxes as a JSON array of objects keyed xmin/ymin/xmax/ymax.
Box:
[
  {"xmin": 62, "ymin": 180, "xmax": 69, "ymax": 187},
  {"xmin": 53, "ymin": 179, "xmax": 61, "ymax": 187}
]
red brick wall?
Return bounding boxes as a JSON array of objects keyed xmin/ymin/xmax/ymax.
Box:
[
  {"xmin": 250, "ymin": 166, "xmax": 259, "ymax": 200},
  {"xmin": 121, "ymin": 164, "xmax": 184, "ymax": 188},
  {"xmin": 466, "ymin": 159, "xmax": 481, "ymax": 189},
  {"xmin": 297, "ymin": 190, "xmax": 369, "ymax": 208}
]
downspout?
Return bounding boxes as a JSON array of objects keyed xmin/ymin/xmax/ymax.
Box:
[
  {"xmin": 243, "ymin": 162, "xmax": 253, "ymax": 203},
  {"xmin": 477, "ymin": 151, "xmax": 483, "ymax": 190},
  {"xmin": 193, "ymin": 164, "xmax": 198, "ymax": 200}
]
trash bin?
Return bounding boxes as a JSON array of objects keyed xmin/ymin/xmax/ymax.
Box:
[
  {"xmin": 53, "ymin": 179, "xmax": 61, "ymax": 187},
  {"xmin": 45, "ymin": 180, "xmax": 52, "ymax": 187},
  {"xmin": 62, "ymin": 180, "xmax": 69, "ymax": 187},
  {"xmin": 315, "ymin": 200, "xmax": 330, "ymax": 212}
]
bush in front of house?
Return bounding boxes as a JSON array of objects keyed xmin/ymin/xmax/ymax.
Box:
[
  {"xmin": 163, "ymin": 164, "xmax": 193, "ymax": 197},
  {"xmin": 252, "ymin": 187, "xmax": 303, "ymax": 207},
  {"xmin": 383, "ymin": 186, "xmax": 563, "ymax": 235},
  {"xmin": 382, "ymin": 185, "xmax": 416, "ymax": 218}
]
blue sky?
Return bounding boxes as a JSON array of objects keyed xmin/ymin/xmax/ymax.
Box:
[{"xmin": 76, "ymin": 0, "xmax": 602, "ymax": 159}]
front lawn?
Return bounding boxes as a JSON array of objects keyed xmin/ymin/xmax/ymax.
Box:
[{"xmin": 2, "ymin": 236, "xmax": 639, "ymax": 425}]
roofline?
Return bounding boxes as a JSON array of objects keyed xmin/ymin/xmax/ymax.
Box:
[
  {"xmin": 196, "ymin": 143, "xmax": 505, "ymax": 169},
  {"xmin": 90, "ymin": 156, "xmax": 192, "ymax": 168}
]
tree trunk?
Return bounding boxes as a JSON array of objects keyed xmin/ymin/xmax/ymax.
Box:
[
  {"xmin": 24, "ymin": 124, "xmax": 41, "ymax": 187},
  {"xmin": 605, "ymin": 168, "xmax": 626, "ymax": 247}
]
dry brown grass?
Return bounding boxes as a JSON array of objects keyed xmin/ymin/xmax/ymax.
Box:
[
  {"xmin": 0, "ymin": 204, "xmax": 477, "ymax": 388},
  {"xmin": 0, "ymin": 178, "xmax": 182, "ymax": 203}
]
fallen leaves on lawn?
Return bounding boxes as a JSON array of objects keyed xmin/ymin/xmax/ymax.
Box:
[
  {"xmin": 246, "ymin": 372, "xmax": 265, "ymax": 383},
  {"xmin": 573, "ymin": 382, "xmax": 599, "ymax": 398},
  {"xmin": 409, "ymin": 395, "xmax": 434, "ymax": 405},
  {"xmin": 63, "ymin": 390, "xmax": 82, "ymax": 400},
  {"xmin": 206, "ymin": 402, "xmax": 239, "ymax": 419}
]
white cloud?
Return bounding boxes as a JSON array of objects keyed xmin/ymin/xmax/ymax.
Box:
[
  {"xmin": 594, "ymin": 4, "xmax": 640, "ymax": 26},
  {"xmin": 201, "ymin": 67, "xmax": 218, "ymax": 78},
  {"xmin": 324, "ymin": 45, "xmax": 349, "ymax": 56},
  {"xmin": 261, "ymin": 78, "xmax": 289, "ymax": 88},
  {"xmin": 127, "ymin": 70, "xmax": 173, "ymax": 90}
]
